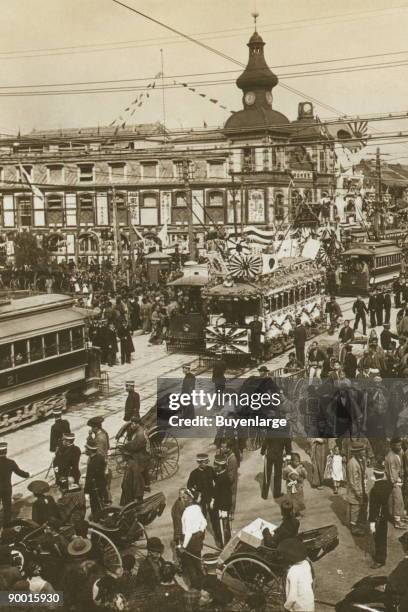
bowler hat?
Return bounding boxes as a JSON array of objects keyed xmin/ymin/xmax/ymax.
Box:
[
  {"xmin": 147, "ymin": 537, "xmax": 164, "ymax": 553},
  {"xmin": 27, "ymin": 480, "xmax": 50, "ymax": 495}
]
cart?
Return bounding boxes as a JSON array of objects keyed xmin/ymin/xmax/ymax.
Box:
[
  {"xmin": 112, "ymin": 424, "xmax": 179, "ymax": 482},
  {"xmin": 216, "ymin": 518, "xmax": 339, "ymax": 611}
]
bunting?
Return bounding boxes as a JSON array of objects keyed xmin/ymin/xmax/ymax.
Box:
[
  {"xmin": 175, "ymin": 80, "xmax": 234, "ymax": 114},
  {"xmin": 109, "ymin": 71, "xmax": 162, "ymax": 130}
]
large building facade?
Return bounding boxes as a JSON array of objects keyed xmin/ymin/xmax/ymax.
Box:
[{"xmin": 0, "ymin": 29, "xmax": 339, "ymax": 265}]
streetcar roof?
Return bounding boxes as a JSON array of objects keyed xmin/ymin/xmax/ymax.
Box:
[
  {"xmin": 167, "ymin": 274, "xmax": 208, "ymax": 287},
  {"xmin": 342, "ymin": 243, "xmax": 401, "ymax": 257},
  {"xmin": 0, "ymin": 293, "xmax": 74, "ymax": 319},
  {"xmin": 0, "ymin": 308, "xmax": 85, "ymax": 343}
]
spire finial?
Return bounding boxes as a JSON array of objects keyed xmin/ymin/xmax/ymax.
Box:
[{"xmin": 251, "ymin": 10, "xmax": 259, "ymax": 31}]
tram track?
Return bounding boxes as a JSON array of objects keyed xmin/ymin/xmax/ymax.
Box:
[{"xmin": 11, "ymin": 296, "xmax": 357, "ymax": 489}]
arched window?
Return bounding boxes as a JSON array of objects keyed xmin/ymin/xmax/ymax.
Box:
[
  {"xmin": 207, "ymin": 191, "xmax": 224, "ymax": 207},
  {"xmin": 79, "ymin": 234, "xmax": 98, "ymax": 253}
]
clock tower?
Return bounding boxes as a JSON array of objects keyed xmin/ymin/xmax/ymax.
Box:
[
  {"xmin": 224, "ymin": 22, "xmax": 290, "ymax": 134},
  {"xmin": 236, "ymin": 28, "xmax": 278, "ymax": 111}
]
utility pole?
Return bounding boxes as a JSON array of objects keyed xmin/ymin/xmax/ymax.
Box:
[
  {"xmin": 111, "ymin": 185, "xmax": 123, "ymax": 271},
  {"xmin": 181, "ymin": 159, "xmax": 196, "ymax": 260},
  {"xmin": 374, "ymin": 146, "xmax": 383, "ymax": 236},
  {"xmin": 230, "ymin": 171, "xmax": 238, "ymax": 238}
]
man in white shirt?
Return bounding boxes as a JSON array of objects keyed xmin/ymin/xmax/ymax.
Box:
[{"xmin": 178, "ymin": 488, "xmax": 207, "ymax": 588}]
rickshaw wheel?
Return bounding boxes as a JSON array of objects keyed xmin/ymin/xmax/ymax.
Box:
[
  {"xmin": 148, "ymin": 428, "xmax": 179, "ymax": 481},
  {"xmin": 221, "ymin": 555, "xmax": 285, "ymax": 611},
  {"xmin": 89, "ymin": 528, "xmax": 123, "ymax": 578}
]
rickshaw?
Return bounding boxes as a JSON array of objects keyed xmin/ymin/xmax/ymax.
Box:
[
  {"xmin": 7, "ymin": 492, "xmax": 166, "ymax": 579},
  {"xmin": 215, "ymin": 518, "xmax": 339, "ymax": 611}
]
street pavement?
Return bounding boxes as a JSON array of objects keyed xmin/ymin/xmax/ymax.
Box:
[{"xmin": 5, "ymin": 296, "xmax": 405, "ymax": 611}]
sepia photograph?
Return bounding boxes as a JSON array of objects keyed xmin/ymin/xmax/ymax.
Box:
[{"xmin": 2, "ymin": 1, "xmax": 408, "ymax": 610}]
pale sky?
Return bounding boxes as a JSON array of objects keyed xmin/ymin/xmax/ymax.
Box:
[{"xmin": 2, "ymin": 0, "xmax": 408, "ymax": 159}]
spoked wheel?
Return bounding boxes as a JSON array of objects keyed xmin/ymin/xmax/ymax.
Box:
[
  {"xmin": 120, "ymin": 516, "xmax": 148, "ymax": 569},
  {"xmin": 89, "ymin": 528, "xmax": 123, "ymax": 577},
  {"xmin": 148, "ymin": 428, "xmax": 179, "ymax": 481},
  {"xmin": 110, "ymin": 447, "xmax": 126, "ymax": 475},
  {"xmin": 221, "ymin": 556, "xmax": 285, "ymax": 612}
]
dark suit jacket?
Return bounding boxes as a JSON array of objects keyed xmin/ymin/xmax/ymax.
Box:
[{"xmin": 49, "ymin": 419, "xmax": 70, "ymax": 453}]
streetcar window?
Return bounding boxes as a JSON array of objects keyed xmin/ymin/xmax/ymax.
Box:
[
  {"xmin": 72, "ymin": 327, "xmax": 84, "ymax": 350},
  {"xmin": 0, "ymin": 344, "xmax": 12, "ymax": 370},
  {"xmin": 59, "ymin": 329, "xmax": 71, "ymax": 353},
  {"xmin": 29, "ymin": 337, "xmax": 44, "ymax": 361},
  {"xmin": 14, "ymin": 340, "xmax": 28, "ymax": 365},
  {"xmin": 44, "ymin": 333, "xmax": 58, "ymax": 357}
]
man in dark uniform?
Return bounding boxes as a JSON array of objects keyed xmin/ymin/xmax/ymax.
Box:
[
  {"xmin": 49, "ymin": 408, "xmax": 71, "ymax": 454},
  {"xmin": 293, "ymin": 318, "xmax": 307, "ymax": 366},
  {"xmin": 380, "ymin": 324, "xmax": 398, "ymax": 351},
  {"xmin": 181, "ymin": 364, "xmax": 196, "ymax": 420},
  {"xmin": 124, "ymin": 381, "xmax": 140, "ymax": 422},
  {"xmin": 384, "ymin": 288, "xmax": 392, "ymax": 325},
  {"xmin": 386, "ymin": 531, "xmax": 408, "ymax": 610},
  {"xmin": 368, "ymin": 290, "xmax": 377, "ymax": 328},
  {"xmin": 53, "ymin": 432, "xmax": 81, "ymax": 485},
  {"xmin": 210, "ymin": 456, "xmax": 232, "ymax": 549},
  {"xmin": 84, "ymin": 441, "xmax": 106, "ymax": 520},
  {"xmin": 376, "ymin": 287, "xmax": 385, "ymax": 326},
  {"xmin": 248, "ymin": 315, "xmax": 263, "ymax": 364},
  {"xmin": 369, "ymin": 461, "xmax": 393, "ymax": 569},
  {"xmin": 352, "ymin": 295, "xmax": 368, "ymax": 335},
  {"xmin": 261, "ymin": 436, "xmax": 292, "ymax": 499},
  {"xmin": 187, "ymin": 453, "xmax": 215, "ymax": 518},
  {"xmin": 0, "ymin": 442, "xmax": 29, "ymax": 526},
  {"xmin": 393, "ymin": 277, "xmax": 402, "ymax": 308}
]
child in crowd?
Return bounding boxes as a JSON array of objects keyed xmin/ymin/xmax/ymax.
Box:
[
  {"xmin": 329, "ymin": 445, "xmax": 345, "ymax": 494},
  {"xmin": 283, "ymin": 453, "xmax": 308, "ymax": 516}
]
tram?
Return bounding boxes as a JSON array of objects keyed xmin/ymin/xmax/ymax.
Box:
[
  {"xmin": 166, "ymin": 262, "xmax": 208, "ymax": 353},
  {"xmin": 346, "ymin": 227, "xmax": 408, "ymax": 247},
  {"xmin": 0, "ymin": 294, "xmax": 90, "ymax": 434},
  {"xmin": 203, "ymin": 257, "xmax": 324, "ymax": 361},
  {"xmin": 339, "ymin": 241, "xmax": 402, "ymax": 296}
]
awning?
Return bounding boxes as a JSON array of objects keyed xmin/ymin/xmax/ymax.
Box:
[{"xmin": 0, "ymin": 309, "xmax": 86, "ymax": 343}]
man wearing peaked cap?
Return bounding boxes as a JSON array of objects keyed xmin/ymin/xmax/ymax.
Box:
[
  {"xmin": 187, "ymin": 453, "xmax": 215, "ymax": 519},
  {"xmin": 124, "ymin": 381, "xmax": 140, "ymax": 423},
  {"xmin": 87, "ymin": 416, "xmax": 111, "ymax": 503},
  {"xmin": 369, "ymin": 461, "xmax": 393, "ymax": 569},
  {"xmin": 49, "ymin": 408, "xmax": 71, "ymax": 454},
  {"xmin": 84, "ymin": 441, "xmax": 106, "ymax": 520},
  {"xmin": 53, "ymin": 431, "xmax": 81, "ymax": 486},
  {"xmin": 0, "ymin": 442, "xmax": 29, "ymax": 526},
  {"xmin": 345, "ymin": 442, "xmax": 367, "ymax": 536},
  {"xmin": 210, "ymin": 456, "xmax": 232, "ymax": 549}
]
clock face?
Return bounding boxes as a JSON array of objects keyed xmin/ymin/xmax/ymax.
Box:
[
  {"xmin": 303, "ymin": 103, "xmax": 313, "ymax": 114},
  {"xmin": 244, "ymin": 91, "xmax": 256, "ymax": 106},
  {"xmin": 266, "ymin": 92, "xmax": 273, "ymax": 106}
]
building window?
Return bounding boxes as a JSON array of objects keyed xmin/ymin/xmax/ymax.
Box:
[
  {"xmin": 141, "ymin": 193, "xmax": 158, "ymax": 208},
  {"xmin": 65, "ymin": 194, "xmax": 77, "ymax": 226},
  {"xmin": 207, "ymin": 160, "xmax": 225, "ymax": 179},
  {"xmin": 59, "ymin": 329, "xmax": 71, "ymax": 353},
  {"xmin": 47, "ymin": 165, "xmax": 64, "ymax": 183},
  {"xmin": 3, "ymin": 195, "xmax": 15, "ymax": 227},
  {"xmin": 319, "ymin": 150, "xmax": 327, "ymax": 173},
  {"xmin": 174, "ymin": 191, "xmax": 187, "ymax": 207},
  {"xmin": 242, "ymin": 147, "xmax": 255, "ymax": 172},
  {"xmin": 140, "ymin": 193, "xmax": 158, "ymax": 225},
  {"xmin": 207, "ymin": 191, "xmax": 224, "ymax": 207},
  {"xmin": 17, "ymin": 194, "xmax": 32, "ymax": 226},
  {"xmin": 141, "ymin": 162, "xmax": 157, "ymax": 179},
  {"xmin": 114, "ymin": 192, "xmax": 127, "ymax": 224},
  {"xmin": 47, "ymin": 194, "xmax": 64, "ymax": 224},
  {"xmin": 109, "ymin": 163, "xmax": 127, "ymax": 182},
  {"xmin": 79, "ymin": 234, "xmax": 98, "ymax": 254},
  {"xmin": 78, "ymin": 164, "xmax": 94, "ymax": 183},
  {"xmin": 72, "ymin": 327, "xmax": 84, "ymax": 350},
  {"xmin": 78, "ymin": 193, "xmax": 94, "ymax": 224}
]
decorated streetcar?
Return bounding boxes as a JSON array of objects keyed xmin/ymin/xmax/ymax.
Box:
[
  {"xmin": 0, "ymin": 294, "xmax": 97, "ymax": 434},
  {"xmin": 203, "ymin": 255, "xmax": 324, "ymax": 360}
]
